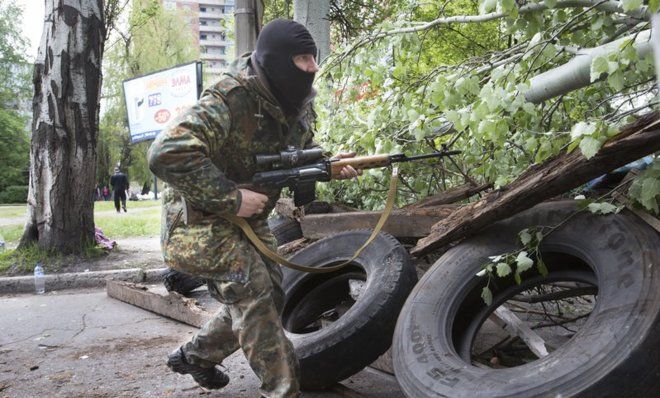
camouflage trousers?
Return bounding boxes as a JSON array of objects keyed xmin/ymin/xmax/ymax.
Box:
[{"xmin": 180, "ymin": 252, "xmax": 300, "ymax": 398}]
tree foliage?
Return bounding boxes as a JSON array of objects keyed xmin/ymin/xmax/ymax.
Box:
[
  {"xmin": 0, "ymin": 0, "xmax": 30, "ymax": 199},
  {"xmin": 314, "ymin": 0, "xmax": 657, "ymax": 210},
  {"xmin": 99, "ymin": 0, "xmax": 198, "ymax": 188}
]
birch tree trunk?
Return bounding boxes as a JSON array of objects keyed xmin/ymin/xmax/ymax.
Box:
[
  {"xmin": 20, "ymin": 0, "xmax": 105, "ymax": 253},
  {"xmin": 293, "ymin": 0, "xmax": 330, "ymax": 62}
]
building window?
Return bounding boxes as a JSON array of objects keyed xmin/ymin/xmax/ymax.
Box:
[
  {"xmin": 200, "ymin": 20, "xmax": 207, "ymax": 25},
  {"xmin": 200, "ymin": 6, "xmax": 206, "ymax": 12},
  {"xmin": 200, "ymin": 34, "xmax": 207, "ymax": 40}
]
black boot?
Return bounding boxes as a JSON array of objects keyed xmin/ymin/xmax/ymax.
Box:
[{"xmin": 167, "ymin": 347, "xmax": 229, "ymax": 389}]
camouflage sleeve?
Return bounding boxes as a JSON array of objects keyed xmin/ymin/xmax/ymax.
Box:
[{"xmin": 147, "ymin": 93, "xmax": 241, "ymax": 215}]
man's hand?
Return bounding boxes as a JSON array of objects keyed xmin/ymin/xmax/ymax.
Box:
[
  {"xmin": 237, "ymin": 189, "xmax": 269, "ymax": 217},
  {"xmin": 332, "ymin": 152, "xmax": 363, "ymax": 180}
]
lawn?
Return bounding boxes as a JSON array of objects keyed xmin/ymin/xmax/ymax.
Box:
[{"xmin": 0, "ymin": 200, "xmax": 162, "ymax": 246}]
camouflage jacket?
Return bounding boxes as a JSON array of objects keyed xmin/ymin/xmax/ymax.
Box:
[{"xmin": 148, "ymin": 54, "xmax": 317, "ymax": 282}]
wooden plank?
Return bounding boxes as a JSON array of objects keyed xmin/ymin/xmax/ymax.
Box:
[
  {"xmin": 106, "ymin": 280, "xmax": 212, "ymax": 328},
  {"xmin": 301, "ymin": 206, "xmax": 456, "ymax": 239},
  {"xmin": 331, "ymin": 383, "xmax": 366, "ymax": 398},
  {"xmin": 612, "ymin": 191, "xmax": 660, "ymax": 233},
  {"xmin": 412, "ymin": 112, "xmax": 660, "ymax": 256},
  {"xmin": 368, "ymin": 348, "xmax": 394, "ymax": 374},
  {"xmin": 492, "ymin": 306, "xmax": 549, "ymax": 358}
]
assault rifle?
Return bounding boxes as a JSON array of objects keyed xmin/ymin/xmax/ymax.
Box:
[{"xmin": 252, "ymin": 146, "xmax": 461, "ymax": 206}]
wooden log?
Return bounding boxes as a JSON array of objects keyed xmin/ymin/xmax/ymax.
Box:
[
  {"xmin": 300, "ymin": 206, "xmax": 457, "ymax": 240},
  {"xmin": 405, "ymin": 182, "xmax": 492, "ymax": 208},
  {"xmin": 106, "ymin": 280, "xmax": 213, "ymax": 328},
  {"xmin": 412, "ymin": 112, "xmax": 660, "ymax": 256}
]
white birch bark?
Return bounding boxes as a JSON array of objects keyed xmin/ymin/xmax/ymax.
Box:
[
  {"xmin": 525, "ymin": 30, "xmax": 652, "ymax": 104},
  {"xmin": 293, "ymin": 0, "xmax": 331, "ymax": 63},
  {"xmin": 21, "ymin": 0, "xmax": 106, "ymax": 253}
]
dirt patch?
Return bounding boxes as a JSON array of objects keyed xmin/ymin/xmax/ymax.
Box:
[{"xmin": 1, "ymin": 237, "xmax": 164, "ymax": 277}]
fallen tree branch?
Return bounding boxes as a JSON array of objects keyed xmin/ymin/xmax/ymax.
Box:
[
  {"xmin": 330, "ymin": 0, "xmax": 650, "ymax": 65},
  {"xmin": 411, "ymin": 112, "xmax": 660, "ymax": 256}
]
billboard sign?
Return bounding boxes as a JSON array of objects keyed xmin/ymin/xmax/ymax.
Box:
[{"xmin": 123, "ymin": 62, "xmax": 203, "ymax": 143}]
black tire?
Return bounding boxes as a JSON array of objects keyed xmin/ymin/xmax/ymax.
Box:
[
  {"xmin": 282, "ymin": 230, "xmax": 418, "ymax": 390},
  {"xmin": 393, "ymin": 201, "xmax": 660, "ymax": 398},
  {"xmin": 162, "ymin": 268, "xmax": 206, "ymax": 295},
  {"xmin": 268, "ymin": 216, "xmax": 303, "ymax": 246}
]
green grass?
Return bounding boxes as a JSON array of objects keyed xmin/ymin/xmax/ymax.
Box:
[
  {"xmin": 0, "ymin": 205, "xmax": 28, "ymax": 219},
  {"xmin": 94, "ymin": 199, "xmax": 161, "ymax": 211},
  {"xmin": 94, "ymin": 207, "xmax": 161, "ymax": 238},
  {"xmin": 0, "ymin": 244, "xmax": 106, "ymax": 274},
  {"xmin": 0, "ymin": 201, "xmax": 162, "ymax": 246}
]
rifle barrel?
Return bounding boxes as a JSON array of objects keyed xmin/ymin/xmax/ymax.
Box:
[{"xmin": 392, "ymin": 150, "xmax": 462, "ymax": 162}]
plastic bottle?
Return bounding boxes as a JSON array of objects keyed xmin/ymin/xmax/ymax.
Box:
[{"xmin": 34, "ymin": 262, "xmax": 45, "ymax": 294}]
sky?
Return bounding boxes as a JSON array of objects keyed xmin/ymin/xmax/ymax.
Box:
[{"xmin": 16, "ymin": 0, "xmax": 45, "ymax": 61}]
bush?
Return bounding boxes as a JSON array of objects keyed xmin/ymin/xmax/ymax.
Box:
[{"xmin": 0, "ymin": 185, "xmax": 28, "ymax": 203}]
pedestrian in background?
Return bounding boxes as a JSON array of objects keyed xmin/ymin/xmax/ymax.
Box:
[{"xmin": 110, "ymin": 167, "xmax": 129, "ymax": 213}]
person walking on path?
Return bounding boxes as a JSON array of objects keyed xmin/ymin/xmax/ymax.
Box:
[
  {"xmin": 110, "ymin": 167, "xmax": 129, "ymax": 213},
  {"xmin": 148, "ymin": 19, "xmax": 360, "ymax": 398}
]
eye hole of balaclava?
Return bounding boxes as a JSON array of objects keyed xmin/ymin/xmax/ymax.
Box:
[{"xmin": 254, "ymin": 19, "xmax": 318, "ymax": 118}]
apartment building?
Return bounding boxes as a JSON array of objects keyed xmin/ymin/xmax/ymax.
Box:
[{"xmin": 163, "ymin": 0, "xmax": 235, "ymax": 78}]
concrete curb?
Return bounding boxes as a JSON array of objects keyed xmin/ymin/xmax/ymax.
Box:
[{"xmin": 0, "ymin": 267, "xmax": 168, "ymax": 295}]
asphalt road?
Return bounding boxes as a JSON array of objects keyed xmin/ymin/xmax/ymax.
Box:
[{"xmin": 0, "ymin": 289, "xmax": 405, "ymax": 398}]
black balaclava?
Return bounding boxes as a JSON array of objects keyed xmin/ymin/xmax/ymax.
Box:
[{"xmin": 254, "ymin": 19, "xmax": 317, "ymax": 117}]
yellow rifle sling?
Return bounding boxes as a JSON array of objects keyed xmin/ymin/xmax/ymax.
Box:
[{"xmin": 220, "ymin": 167, "xmax": 399, "ymax": 273}]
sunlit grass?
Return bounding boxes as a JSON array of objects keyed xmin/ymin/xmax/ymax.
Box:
[
  {"xmin": 0, "ymin": 201, "xmax": 162, "ymax": 246},
  {"xmin": 94, "ymin": 208, "xmax": 161, "ymax": 238},
  {"xmin": 0, "ymin": 205, "xmax": 27, "ymax": 219},
  {"xmin": 0, "ymin": 244, "xmax": 106, "ymax": 274}
]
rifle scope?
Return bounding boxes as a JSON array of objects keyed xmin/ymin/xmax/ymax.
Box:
[{"xmin": 255, "ymin": 147, "xmax": 324, "ymax": 169}]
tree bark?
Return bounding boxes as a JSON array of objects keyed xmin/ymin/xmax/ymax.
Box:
[
  {"xmin": 411, "ymin": 112, "xmax": 660, "ymax": 257},
  {"xmin": 20, "ymin": 0, "xmax": 106, "ymax": 253},
  {"xmin": 525, "ymin": 30, "xmax": 652, "ymax": 104},
  {"xmin": 294, "ymin": 0, "xmax": 331, "ymax": 62}
]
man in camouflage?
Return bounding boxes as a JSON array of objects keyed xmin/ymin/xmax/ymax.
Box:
[{"xmin": 148, "ymin": 19, "xmax": 358, "ymax": 397}]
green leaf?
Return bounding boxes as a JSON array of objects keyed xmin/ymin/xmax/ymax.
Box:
[
  {"xmin": 590, "ymin": 56, "xmax": 608, "ymax": 82},
  {"xmin": 496, "ymin": 262, "xmax": 512, "ymax": 277},
  {"xmin": 640, "ymin": 176, "xmax": 660, "ymax": 204},
  {"xmin": 579, "ymin": 136, "xmax": 602, "ymax": 159},
  {"xmin": 514, "ymin": 272, "xmax": 522, "ymax": 285},
  {"xmin": 537, "ymin": 257, "xmax": 549, "ymax": 277},
  {"xmin": 621, "ymin": 0, "xmax": 643, "ymax": 11},
  {"xmin": 481, "ymin": 286, "xmax": 493, "ymax": 305},
  {"xmin": 519, "ymin": 228, "xmax": 532, "ymax": 245},
  {"xmin": 587, "ymin": 202, "xmax": 618, "ymax": 214},
  {"xmin": 479, "ymin": 0, "xmax": 498, "ymax": 14},
  {"xmin": 544, "ymin": 0, "xmax": 557, "ymax": 8},
  {"xmin": 607, "ymin": 70, "xmax": 625, "ymax": 91},
  {"xmin": 650, "ymin": 0, "xmax": 659, "ymax": 12},
  {"xmin": 570, "ymin": 122, "xmax": 597, "ymax": 140},
  {"xmin": 516, "ymin": 251, "xmax": 534, "ymax": 273}
]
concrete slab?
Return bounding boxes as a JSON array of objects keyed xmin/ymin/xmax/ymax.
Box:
[{"xmin": 0, "ymin": 289, "xmax": 405, "ymax": 397}]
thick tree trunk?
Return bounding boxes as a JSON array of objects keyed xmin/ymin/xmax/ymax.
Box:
[
  {"xmin": 20, "ymin": 0, "xmax": 105, "ymax": 253},
  {"xmin": 294, "ymin": 0, "xmax": 331, "ymax": 62},
  {"xmin": 411, "ymin": 112, "xmax": 660, "ymax": 256}
]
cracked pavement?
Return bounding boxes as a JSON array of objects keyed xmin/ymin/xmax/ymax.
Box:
[{"xmin": 0, "ymin": 288, "xmax": 404, "ymax": 397}]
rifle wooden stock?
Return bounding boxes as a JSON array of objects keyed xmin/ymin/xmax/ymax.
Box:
[{"xmin": 330, "ymin": 154, "xmax": 391, "ymax": 178}]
